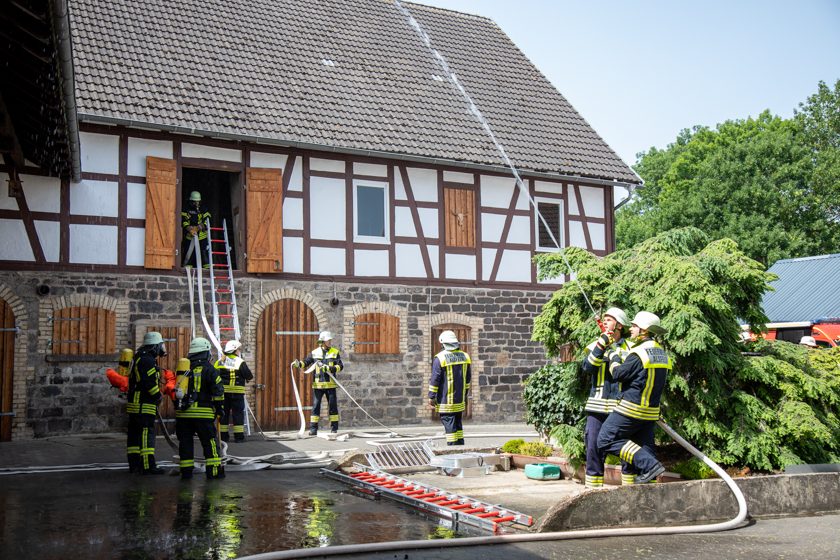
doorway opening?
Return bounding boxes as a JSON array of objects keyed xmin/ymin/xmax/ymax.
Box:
[{"xmin": 181, "ymin": 168, "xmax": 242, "ymax": 270}]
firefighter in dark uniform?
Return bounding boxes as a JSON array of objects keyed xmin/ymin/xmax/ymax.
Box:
[
  {"xmin": 126, "ymin": 331, "xmax": 166, "ymax": 475},
  {"xmin": 293, "ymin": 331, "xmax": 343, "ymax": 436},
  {"xmin": 581, "ymin": 307, "xmax": 637, "ymax": 488},
  {"xmin": 214, "ymin": 339, "xmax": 253, "ymax": 443},
  {"xmin": 429, "ymin": 330, "xmax": 471, "ymax": 445},
  {"xmin": 174, "ymin": 337, "xmax": 226, "ymax": 479},
  {"xmin": 598, "ymin": 311, "xmax": 672, "ymax": 484},
  {"xmin": 181, "ymin": 190, "xmax": 211, "ymax": 268}
]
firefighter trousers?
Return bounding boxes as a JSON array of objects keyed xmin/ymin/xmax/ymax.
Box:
[
  {"xmin": 220, "ymin": 393, "xmax": 246, "ymax": 442},
  {"xmin": 126, "ymin": 412, "xmax": 159, "ymax": 473},
  {"xmin": 584, "ymin": 413, "xmax": 638, "ymax": 487},
  {"xmin": 175, "ymin": 417, "xmax": 224, "ymax": 479},
  {"xmin": 440, "ymin": 412, "xmax": 464, "ymax": 445},
  {"xmin": 310, "ymin": 388, "xmax": 339, "ymax": 432},
  {"xmin": 596, "ymin": 413, "xmax": 659, "ymax": 476}
]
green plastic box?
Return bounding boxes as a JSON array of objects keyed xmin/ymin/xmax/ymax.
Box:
[{"xmin": 524, "ymin": 462, "xmax": 561, "ymax": 480}]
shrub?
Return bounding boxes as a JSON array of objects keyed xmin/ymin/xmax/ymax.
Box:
[
  {"xmin": 519, "ymin": 441, "xmax": 554, "ymax": 457},
  {"xmin": 501, "ymin": 439, "xmax": 525, "ymax": 454},
  {"xmin": 670, "ymin": 458, "xmax": 716, "ymax": 480}
]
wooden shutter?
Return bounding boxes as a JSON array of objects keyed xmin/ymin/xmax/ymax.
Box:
[
  {"xmin": 50, "ymin": 306, "xmax": 115, "ymax": 355},
  {"xmin": 353, "ymin": 312, "xmax": 399, "ymax": 354},
  {"xmin": 444, "ymin": 187, "xmax": 475, "ymax": 248},
  {"xmin": 142, "ymin": 325, "xmax": 192, "ymax": 425},
  {"xmin": 246, "ymin": 167, "xmax": 283, "ymax": 273},
  {"xmin": 0, "ymin": 298, "xmax": 14, "ymax": 441},
  {"xmin": 430, "ymin": 323, "xmax": 473, "ymax": 419},
  {"xmin": 144, "ymin": 157, "xmax": 178, "ymax": 269}
]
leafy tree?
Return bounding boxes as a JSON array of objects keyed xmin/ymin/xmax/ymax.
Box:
[{"xmin": 527, "ymin": 228, "xmax": 840, "ymax": 471}]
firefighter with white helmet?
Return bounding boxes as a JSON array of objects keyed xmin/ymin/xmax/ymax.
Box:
[
  {"xmin": 214, "ymin": 340, "xmax": 253, "ymax": 442},
  {"xmin": 799, "ymin": 336, "xmax": 818, "ymax": 348},
  {"xmin": 597, "ymin": 311, "xmax": 672, "ymax": 484},
  {"xmin": 429, "ymin": 330, "xmax": 471, "ymax": 445},
  {"xmin": 580, "ymin": 307, "xmax": 637, "ymax": 487},
  {"xmin": 126, "ymin": 331, "xmax": 167, "ymax": 474},
  {"xmin": 292, "ymin": 330, "xmax": 343, "ymax": 435}
]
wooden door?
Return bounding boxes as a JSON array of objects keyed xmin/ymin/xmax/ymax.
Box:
[
  {"xmin": 246, "ymin": 167, "xmax": 283, "ymax": 273},
  {"xmin": 430, "ymin": 324, "xmax": 473, "ymax": 420},
  {"xmin": 0, "ymin": 298, "xmax": 14, "ymax": 441},
  {"xmin": 256, "ymin": 299, "xmax": 319, "ymax": 430},
  {"xmin": 144, "ymin": 157, "xmax": 178, "ymax": 269},
  {"xmin": 141, "ymin": 325, "xmax": 192, "ymax": 428}
]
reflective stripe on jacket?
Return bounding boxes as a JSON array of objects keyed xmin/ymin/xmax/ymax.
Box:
[
  {"xmin": 181, "ymin": 207, "xmax": 211, "ymax": 240},
  {"xmin": 303, "ymin": 346, "xmax": 343, "ymax": 389},
  {"xmin": 175, "ymin": 357, "xmax": 225, "ymax": 420},
  {"xmin": 214, "ymin": 353, "xmax": 253, "ymax": 394},
  {"xmin": 612, "ymin": 339, "xmax": 672, "ymax": 421},
  {"xmin": 429, "ymin": 349, "xmax": 471, "ymax": 413},
  {"xmin": 581, "ymin": 337, "xmax": 632, "ymax": 414},
  {"xmin": 126, "ymin": 349, "xmax": 161, "ymax": 415}
]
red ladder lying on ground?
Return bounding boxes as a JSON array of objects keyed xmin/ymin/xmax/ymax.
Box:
[
  {"xmin": 206, "ymin": 218, "xmax": 241, "ymax": 343},
  {"xmin": 321, "ymin": 465, "xmax": 534, "ymax": 533}
]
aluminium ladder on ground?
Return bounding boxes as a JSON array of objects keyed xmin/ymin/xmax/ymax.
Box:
[{"xmin": 321, "ymin": 465, "xmax": 534, "ymax": 533}]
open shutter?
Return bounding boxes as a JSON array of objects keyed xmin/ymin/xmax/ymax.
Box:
[
  {"xmin": 444, "ymin": 187, "xmax": 475, "ymax": 248},
  {"xmin": 246, "ymin": 167, "xmax": 283, "ymax": 273},
  {"xmin": 144, "ymin": 157, "xmax": 177, "ymax": 269},
  {"xmin": 353, "ymin": 312, "xmax": 400, "ymax": 354}
]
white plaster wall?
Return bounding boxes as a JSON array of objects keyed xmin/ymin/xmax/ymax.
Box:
[
  {"xmin": 310, "ymin": 246, "xmax": 345, "ymax": 275},
  {"xmin": 516, "ymin": 189, "xmax": 530, "ymax": 211},
  {"xmin": 354, "ymin": 162, "xmax": 387, "ymax": 177},
  {"xmin": 507, "ymin": 215, "xmax": 531, "ymax": 244},
  {"xmin": 126, "ymin": 183, "xmax": 147, "ymax": 220},
  {"xmin": 21, "ymin": 174, "xmax": 61, "ymax": 212},
  {"xmin": 354, "ymin": 249, "xmax": 389, "ymax": 276},
  {"xmin": 407, "ymin": 168, "xmax": 437, "ymax": 202},
  {"xmin": 182, "ymin": 143, "xmax": 242, "ymax": 162},
  {"xmin": 568, "ymin": 185, "xmax": 579, "ymax": 215},
  {"xmin": 394, "ymin": 207, "xmax": 415, "ymax": 237},
  {"xmin": 445, "ymin": 253, "xmax": 476, "ymax": 280},
  {"xmin": 70, "ymin": 180, "xmax": 118, "ymax": 217},
  {"xmin": 535, "ymin": 180, "xmax": 563, "ymax": 196},
  {"xmin": 418, "ymin": 208, "xmax": 438, "ymax": 238},
  {"xmin": 495, "ymin": 250, "xmax": 532, "ymax": 283},
  {"xmin": 249, "ymin": 151, "xmax": 288, "ymax": 169},
  {"xmin": 0, "ymin": 174, "xmax": 17, "ymax": 210},
  {"xmin": 395, "ymin": 244, "xmax": 425, "ymax": 277},
  {"xmin": 394, "ymin": 167, "xmax": 407, "ymax": 200},
  {"xmin": 80, "ymin": 132, "xmax": 119, "ymax": 174},
  {"xmin": 481, "ymin": 213, "xmax": 505, "ymax": 243},
  {"xmin": 590, "ymin": 223, "xmax": 607, "ymax": 251},
  {"xmin": 126, "ymin": 227, "xmax": 145, "ymax": 266},
  {"xmin": 70, "ymin": 224, "xmax": 118, "ymax": 264},
  {"xmin": 283, "ymin": 197, "xmax": 303, "ymax": 230},
  {"xmin": 427, "ymin": 245, "xmax": 440, "ymax": 278},
  {"xmin": 0, "ymin": 219, "xmax": 34, "ymax": 260},
  {"xmin": 443, "ymin": 170, "xmax": 473, "ymax": 184},
  {"xmin": 288, "ymin": 156, "xmax": 303, "ymax": 192},
  {"xmin": 34, "ymin": 220, "xmax": 60, "ymax": 262},
  {"xmin": 480, "ymin": 175, "xmax": 516, "ymax": 208},
  {"xmin": 127, "ymin": 138, "xmax": 173, "ymax": 176},
  {"xmin": 309, "ymin": 157, "xmax": 345, "ymax": 173},
  {"xmin": 579, "ymin": 186, "xmax": 605, "ymax": 218},
  {"xmin": 309, "ymin": 176, "xmax": 345, "ymax": 240},
  {"xmin": 481, "ymin": 248, "xmax": 496, "ymax": 281},
  {"xmin": 569, "ymin": 221, "xmax": 587, "ymax": 248},
  {"xmin": 283, "ymin": 237, "xmax": 303, "ymax": 273}
]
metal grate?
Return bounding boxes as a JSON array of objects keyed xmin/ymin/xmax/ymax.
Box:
[{"xmin": 365, "ymin": 441, "xmax": 435, "ymax": 470}]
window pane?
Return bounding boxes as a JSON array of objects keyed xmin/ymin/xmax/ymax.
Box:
[
  {"xmin": 537, "ymin": 202, "xmax": 560, "ymax": 248},
  {"xmin": 357, "ymin": 185, "xmax": 385, "ymax": 237}
]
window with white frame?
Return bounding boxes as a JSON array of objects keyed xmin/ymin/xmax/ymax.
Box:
[
  {"xmin": 535, "ymin": 198, "xmax": 563, "ymax": 251},
  {"xmin": 354, "ymin": 182, "xmax": 388, "ymax": 243}
]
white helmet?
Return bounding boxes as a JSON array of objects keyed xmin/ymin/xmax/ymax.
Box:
[
  {"xmin": 631, "ymin": 311, "xmax": 666, "ymax": 334},
  {"xmin": 604, "ymin": 307, "xmax": 629, "ymax": 327},
  {"xmin": 799, "ymin": 336, "xmax": 818, "ymax": 348},
  {"xmin": 318, "ymin": 331, "xmax": 333, "ymax": 342},
  {"xmin": 224, "ymin": 340, "xmax": 242, "ymax": 353},
  {"xmin": 438, "ymin": 330, "xmax": 459, "ymax": 345}
]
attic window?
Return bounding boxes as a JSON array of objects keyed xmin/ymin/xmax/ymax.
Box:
[
  {"xmin": 431, "ymin": 74, "xmax": 444, "ymax": 82},
  {"xmin": 322, "ymin": 58, "xmax": 336, "ymax": 66}
]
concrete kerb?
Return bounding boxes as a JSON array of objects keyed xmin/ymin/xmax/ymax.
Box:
[{"xmin": 538, "ymin": 472, "xmax": 840, "ymax": 532}]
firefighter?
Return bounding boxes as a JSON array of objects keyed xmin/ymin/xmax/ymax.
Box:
[
  {"xmin": 181, "ymin": 190, "xmax": 211, "ymax": 268},
  {"xmin": 174, "ymin": 337, "xmax": 226, "ymax": 480},
  {"xmin": 597, "ymin": 311, "xmax": 672, "ymax": 484},
  {"xmin": 292, "ymin": 331, "xmax": 343, "ymax": 436},
  {"xmin": 581, "ymin": 307, "xmax": 637, "ymax": 488},
  {"xmin": 126, "ymin": 331, "xmax": 166, "ymax": 475},
  {"xmin": 214, "ymin": 339, "xmax": 253, "ymax": 442},
  {"xmin": 429, "ymin": 330, "xmax": 471, "ymax": 445}
]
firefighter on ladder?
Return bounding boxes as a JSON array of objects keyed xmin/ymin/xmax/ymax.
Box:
[
  {"xmin": 429, "ymin": 330, "xmax": 471, "ymax": 445},
  {"xmin": 126, "ymin": 331, "xmax": 167, "ymax": 475},
  {"xmin": 293, "ymin": 331, "xmax": 343, "ymax": 435},
  {"xmin": 181, "ymin": 190, "xmax": 211, "ymax": 268},
  {"xmin": 214, "ymin": 339, "xmax": 253, "ymax": 443}
]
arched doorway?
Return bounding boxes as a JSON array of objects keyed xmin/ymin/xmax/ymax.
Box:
[
  {"xmin": 256, "ymin": 299, "xmax": 320, "ymax": 431},
  {"xmin": 430, "ymin": 323, "xmax": 473, "ymax": 420},
  {"xmin": 0, "ymin": 298, "xmax": 15, "ymax": 441}
]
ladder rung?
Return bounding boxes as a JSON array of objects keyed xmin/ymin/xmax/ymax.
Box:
[
  {"xmin": 218, "ymin": 314, "xmax": 233, "ymax": 318},
  {"xmin": 450, "ymin": 503, "xmax": 474, "ymax": 510},
  {"xmin": 219, "ymin": 327, "xmax": 235, "ymax": 331},
  {"xmin": 492, "ymin": 516, "xmax": 516, "ymax": 524},
  {"xmin": 216, "ymin": 301, "xmax": 232, "ymax": 305},
  {"xmin": 216, "ymin": 289, "xmax": 231, "ymax": 293},
  {"xmin": 463, "ymin": 507, "xmax": 485, "ymax": 514},
  {"xmin": 477, "ymin": 511, "xmax": 501, "ymax": 518},
  {"xmin": 210, "ymin": 239, "xmax": 225, "ymax": 243},
  {"xmin": 213, "ymin": 264, "xmax": 227, "ymax": 268},
  {"xmin": 211, "ymin": 251, "xmax": 227, "ymax": 255},
  {"xmin": 210, "ymin": 227, "xmax": 224, "ymax": 231},
  {"xmin": 437, "ymin": 499, "xmax": 461, "ymax": 506}
]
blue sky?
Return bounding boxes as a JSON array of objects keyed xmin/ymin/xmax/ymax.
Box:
[{"xmin": 415, "ymin": 0, "xmax": 840, "ymax": 167}]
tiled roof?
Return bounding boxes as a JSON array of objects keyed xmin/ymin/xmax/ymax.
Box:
[
  {"xmin": 763, "ymin": 253, "xmax": 840, "ymax": 323},
  {"xmin": 69, "ymin": 0, "xmax": 640, "ymax": 184}
]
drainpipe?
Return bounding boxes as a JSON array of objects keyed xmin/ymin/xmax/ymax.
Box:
[{"xmin": 50, "ymin": 0, "xmax": 82, "ymax": 182}]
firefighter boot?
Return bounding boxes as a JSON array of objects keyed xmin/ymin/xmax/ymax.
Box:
[
  {"xmin": 309, "ymin": 423, "xmax": 318, "ymax": 436},
  {"xmin": 127, "ymin": 454, "xmax": 141, "ymax": 474},
  {"xmin": 234, "ymin": 434, "xmax": 245, "ymax": 443},
  {"xmin": 142, "ymin": 456, "xmax": 165, "ymax": 475},
  {"xmin": 221, "ymin": 431, "xmax": 230, "ymax": 443},
  {"xmin": 330, "ymin": 423, "xmax": 338, "ymax": 434},
  {"xmin": 637, "ymin": 462, "xmax": 665, "ymax": 484}
]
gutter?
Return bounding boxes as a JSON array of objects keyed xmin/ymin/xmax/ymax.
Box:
[
  {"xmin": 50, "ymin": 0, "xmax": 82, "ymax": 182},
  {"xmin": 77, "ymin": 113, "xmax": 641, "ymax": 190}
]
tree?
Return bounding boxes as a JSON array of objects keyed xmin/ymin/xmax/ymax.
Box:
[
  {"xmin": 618, "ymin": 80, "xmax": 840, "ymax": 267},
  {"xmin": 527, "ymin": 228, "xmax": 840, "ymax": 471}
]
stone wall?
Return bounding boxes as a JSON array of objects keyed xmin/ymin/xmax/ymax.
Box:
[{"xmin": 0, "ymin": 270, "xmax": 555, "ymax": 439}]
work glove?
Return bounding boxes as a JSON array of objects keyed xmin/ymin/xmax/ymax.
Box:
[
  {"xmin": 316, "ymin": 361, "xmax": 325, "ymax": 371},
  {"xmin": 291, "ymin": 359, "xmax": 302, "ymax": 368},
  {"xmin": 214, "ymin": 402, "xmax": 224, "ymax": 418},
  {"xmin": 591, "ymin": 332, "xmax": 613, "ymax": 358},
  {"xmin": 608, "ymin": 352, "xmax": 623, "ymax": 374}
]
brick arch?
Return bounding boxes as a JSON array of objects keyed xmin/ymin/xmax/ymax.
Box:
[
  {"xmin": 246, "ymin": 287, "xmax": 329, "ymax": 352},
  {"xmin": 0, "ymin": 284, "xmax": 32, "ymax": 440},
  {"xmin": 342, "ymin": 301, "xmax": 408, "ymax": 354},
  {"xmin": 37, "ymin": 293, "xmax": 130, "ymax": 354}
]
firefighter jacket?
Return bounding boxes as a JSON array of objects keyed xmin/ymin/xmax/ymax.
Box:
[
  {"xmin": 127, "ymin": 349, "xmax": 161, "ymax": 415},
  {"xmin": 302, "ymin": 346, "xmax": 343, "ymax": 389},
  {"xmin": 610, "ymin": 338, "xmax": 672, "ymax": 421},
  {"xmin": 581, "ymin": 337, "xmax": 633, "ymax": 414},
  {"xmin": 181, "ymin": 205, "xmax": 211, "ymax": 240},
  {"xmin": 214, "ymin": 353, "xmax": 253, "ymax": 394},
  {"xmin": 175, "ymin": 355, "xmax": 225, "ymax": 420},
  {"xmin": 429, "ymin": 349, "xmax": 471, "ymax": 413}
]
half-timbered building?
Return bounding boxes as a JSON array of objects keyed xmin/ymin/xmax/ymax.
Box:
[{"xmin": 0, "ymin": 0, "xmax": 640, "ymax": 440}]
